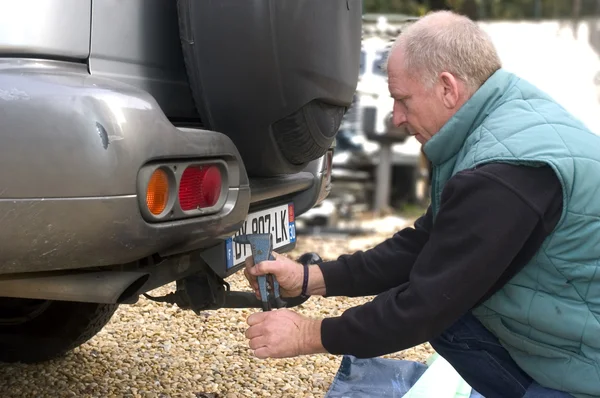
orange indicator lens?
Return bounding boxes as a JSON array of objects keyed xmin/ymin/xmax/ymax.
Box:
[{"xmin": 146, "ymin": 168, "xmax": 169, "ymax": 215}]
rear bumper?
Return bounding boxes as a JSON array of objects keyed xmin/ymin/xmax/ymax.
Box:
[
  {"xmin": 0, "ymin": 58, "xmax": 330, "ymax": 277},
  {"xmin": 0, "ymin": 58, "xmax": 251, "ymax": 275},
  {"xmin": 0, "ymin": 192, "xmax": 249, "ymax": 275}
]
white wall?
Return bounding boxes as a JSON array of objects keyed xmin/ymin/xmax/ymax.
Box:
[{"xmin": 479, "ymin": 18, "xmax": 600, "ymax": 134}]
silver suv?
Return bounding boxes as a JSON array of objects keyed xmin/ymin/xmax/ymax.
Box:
[{"xmin": 0, "ymin": 0, "xmax": 361, "ymax": 363}]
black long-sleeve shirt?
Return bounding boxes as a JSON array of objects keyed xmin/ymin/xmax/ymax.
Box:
[{"xmin": 318, "ymin": 162, "xmax": 563, "ymax": 358}]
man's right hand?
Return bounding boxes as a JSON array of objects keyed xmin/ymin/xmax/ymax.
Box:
[{"xmin": 243, "ymin": 252, "xmax": 305, "ymax": 298}]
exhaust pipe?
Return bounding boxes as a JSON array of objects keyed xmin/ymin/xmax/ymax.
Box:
[{"xmin": 0, "ymin": 271, "xmax": 149, "ymax": 304}]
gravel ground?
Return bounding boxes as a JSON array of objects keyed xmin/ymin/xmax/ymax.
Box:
[{"xmin": 0, "ymin": 214, "xmax": 434, "ymax": 398}]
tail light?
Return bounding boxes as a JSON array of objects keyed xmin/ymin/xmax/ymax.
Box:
[
  {"xmin": 146, "ymin": 168, "xmax": 170, "ymax": 215},
  {"xmin": 139, "ymin": 160, "xmax": 227, "ymax": 222},
  {"xmin": 178, "ymin": 165, "xmax": 222, "ymax": 211}
]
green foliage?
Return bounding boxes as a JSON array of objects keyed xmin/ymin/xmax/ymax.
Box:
[
  {"xmin": 363, "ymin": 0, "xmax": 428, "ymax": 16},
  {"xmin": 363, "ymin": 0, "xmax": 600, "ymax": 20}
]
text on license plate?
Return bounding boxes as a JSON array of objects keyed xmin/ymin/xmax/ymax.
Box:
[{"xmin": 225, "ymin": 203, "xmax": 296, "ymax": 269}]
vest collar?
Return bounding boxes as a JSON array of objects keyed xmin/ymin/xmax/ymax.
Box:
[{"xmin": 423, "ymin": 68, "xmax": 518, "ymax": 166}]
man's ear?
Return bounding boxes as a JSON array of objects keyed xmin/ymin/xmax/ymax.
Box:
[{"xmin": 439, "ymin": 72, "xmax": 460, "ymax": 109}]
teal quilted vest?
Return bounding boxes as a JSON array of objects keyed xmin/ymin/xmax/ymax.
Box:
[{"xmin": 423, "ymin": 68, "xmax": 600, "ymax": 398}]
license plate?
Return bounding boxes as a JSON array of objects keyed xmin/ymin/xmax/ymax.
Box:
[{"xmin": 225, "ymin": 203, "xmax": 296, "ymax": 269}]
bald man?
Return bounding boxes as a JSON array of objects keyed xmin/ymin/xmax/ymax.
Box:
[{"xmin": 243, "ymin": 11, "xmax": 600, "ymax": 398}]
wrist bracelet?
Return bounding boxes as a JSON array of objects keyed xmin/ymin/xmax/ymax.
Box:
[
  {"xmin": 297, "ymin": 252, "xmax": 323, "ymax": 299},
  {"xmin": 301, "ymin": 262, "xmax": 310, "ymax": 299}
]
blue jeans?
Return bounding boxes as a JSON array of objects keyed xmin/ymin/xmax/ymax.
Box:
[{"xmin": 429, "ymin": 312, "xmax": 574, "ymax": 398}]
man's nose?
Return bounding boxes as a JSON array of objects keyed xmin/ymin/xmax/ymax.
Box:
[{"xmin": 392, "ymin": 106, "xmax": 407, "ymax": 126}]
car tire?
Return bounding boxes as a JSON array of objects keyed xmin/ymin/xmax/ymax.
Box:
[
  {"xmin": 271, "ymin": 99, "xmax": 345, "ymax": 166},
  {"xmin": 174, "ymin": 0, "xmax": 356, "ymax": 177},
  {"xmin": 0, "ymin": 298, "xmax": 118, "ymax": 364}
]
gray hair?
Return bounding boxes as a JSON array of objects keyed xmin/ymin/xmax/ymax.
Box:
[{"xmin": 392, "ymin": 11, "xmax": 502, "ymax": 93}]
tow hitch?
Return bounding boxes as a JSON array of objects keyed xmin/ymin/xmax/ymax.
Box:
[{"xmin": 143, "ymin": 239, "xmax": 322, "ymax": 314}]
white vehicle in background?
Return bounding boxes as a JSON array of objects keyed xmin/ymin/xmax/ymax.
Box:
[{"xmin": 325, "ymin": 15, "xmax": 430, "ymax": 219}]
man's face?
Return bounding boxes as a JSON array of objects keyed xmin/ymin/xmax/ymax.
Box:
[{"xmin": 387, "ymin": 46, "xmax": 464, "ymax": 144}]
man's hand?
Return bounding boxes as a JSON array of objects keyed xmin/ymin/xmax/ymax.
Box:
[
  {"xmin": 245, "ymin": 309, "xmax": 327, "ymax": 359},
  {"xmin": 244, "ymin": 252, "xmax": 328, "ymax": 299},
  {"xmin": 244, "ymin": 252, "xmax": 305, "ymax": 298}
]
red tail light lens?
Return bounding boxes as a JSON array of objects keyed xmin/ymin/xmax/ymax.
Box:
[{"xmin": 178, "ymin": 165, "xmax": 222, "ymax": 211}]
